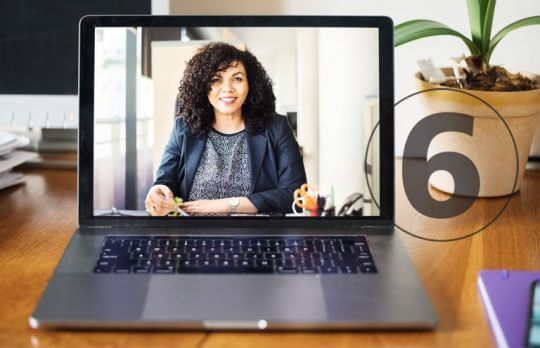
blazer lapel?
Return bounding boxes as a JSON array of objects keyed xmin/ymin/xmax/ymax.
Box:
[
  {"xmin": 246, "ymin": 131, "xmax": 267, "ymax": 192},
  {"xmin": 184, "ymin": 133, "xmax": 207, "ymax": 196}
]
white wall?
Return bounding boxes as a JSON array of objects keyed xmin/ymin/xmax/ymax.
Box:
[
  {"xmin": 0, "ymin": 95, "xmax": 78, "ymax": 129},
  {"xmin": 318, "ymin": 28, "xmax": 379, "ymax": 206},
  {"xmin": 166, "ymin": 0, "xmax": 540, "ymax": 156}
]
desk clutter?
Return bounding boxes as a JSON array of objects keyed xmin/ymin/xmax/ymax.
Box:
[
  {"xmin": 0, "ymin": 131, "xmax": 37, "ymax": 190},
  {"xmin": 0, "ymin": 126, "xmax": 77, "ymax": 170},
  {"xmin": 290, "ymin": 183, "xmax": 369, "ymax": 217}
]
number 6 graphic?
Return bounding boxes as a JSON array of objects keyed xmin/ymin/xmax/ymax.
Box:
[{"xmin": 402, "ymin": 112, "xmax": 480, "ymax": 219}]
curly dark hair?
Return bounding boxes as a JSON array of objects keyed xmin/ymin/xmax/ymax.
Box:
[{"xmin": 176, "ymin": 42, "xmax": 276, "ymax": 136}]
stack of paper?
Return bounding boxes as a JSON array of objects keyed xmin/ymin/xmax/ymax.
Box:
[{"xmin": 0, "ymin": 131, "xmax": 38, "ymax": 190}]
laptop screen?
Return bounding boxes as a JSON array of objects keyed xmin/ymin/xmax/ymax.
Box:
[{"xmin": 86, "ymin": 19, "xmax": 391, "ymax": 221}]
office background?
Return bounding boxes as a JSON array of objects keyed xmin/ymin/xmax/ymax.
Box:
[
  {"xmin": 1, "ymin": 0, "xmax": 538, "ymax": 156},
  {"xmin": 161, "ymin": 0, "xmax": 540, "ymax": 157}
]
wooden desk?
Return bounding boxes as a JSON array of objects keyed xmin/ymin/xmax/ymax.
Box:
[{"xmin": 1, "ymin": 164, "xmax": 539, "ymax": 347}]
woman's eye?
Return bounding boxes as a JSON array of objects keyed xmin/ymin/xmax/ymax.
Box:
[
  {"xmin": 234, "ymin": 77, "xmax": 243, "ymax": 82},
  {"xmin": 211, "ymin": 77, "xmax": 221, "ymax": 84}
]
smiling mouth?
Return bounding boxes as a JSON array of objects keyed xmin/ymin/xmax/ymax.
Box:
[{"xmin": 219, "ymin": 97, "xmax": 237, "ymax": 105}]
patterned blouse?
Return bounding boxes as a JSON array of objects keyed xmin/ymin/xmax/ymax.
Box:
[{"xmin": 188, "ymin": 129, "xmax": 251, "ymax": 201}]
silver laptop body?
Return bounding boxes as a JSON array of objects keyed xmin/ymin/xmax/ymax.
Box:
[{"xmin": 30, "ymin": 15, "xmax": 437, "ymax": 330}]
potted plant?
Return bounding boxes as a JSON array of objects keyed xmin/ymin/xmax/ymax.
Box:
[{"xmin": 395, "ymin": 0, "xmax": 540, "ymax": 197}]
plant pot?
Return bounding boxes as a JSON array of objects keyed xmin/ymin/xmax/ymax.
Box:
[{"xmin": 415, "ymin": 68, "xmax": 540, "ymax": 197}]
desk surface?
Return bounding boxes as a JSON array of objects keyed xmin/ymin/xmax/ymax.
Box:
[{"xmin": 1, "ymin": 164, "xmax": 539, "ymax": 347}]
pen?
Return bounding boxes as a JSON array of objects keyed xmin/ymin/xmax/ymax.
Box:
[{"xmin": 176, "ymin": 206, "xmax": 190, "ymax": 216}]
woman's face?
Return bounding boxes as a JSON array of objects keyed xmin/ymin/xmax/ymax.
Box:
[{"xmin": 208, "ymin": 61, "xmax": 249, "ymax": 117}]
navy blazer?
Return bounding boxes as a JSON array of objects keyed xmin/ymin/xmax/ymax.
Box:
[{"xmin": 153, "ymin": 115, "xmax": 307, "ymax": 214}]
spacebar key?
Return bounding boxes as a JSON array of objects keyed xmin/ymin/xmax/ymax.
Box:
[
  {"xmin": 177, "ymin": 266, "xmax": 237, "ymax": 273},
  {"xmin": 237, "ymin": 266, "xmax": 274, "ymax": 274}
]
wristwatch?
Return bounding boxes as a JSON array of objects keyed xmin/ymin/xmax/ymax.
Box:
[{"xmin": 227, "ymin": 197, "xmax": 240, "ymax": 213}]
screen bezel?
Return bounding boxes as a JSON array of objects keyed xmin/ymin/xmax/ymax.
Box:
[{"xmin": 79, "ymin": 15, "xmax": 395, "ymax": 229}]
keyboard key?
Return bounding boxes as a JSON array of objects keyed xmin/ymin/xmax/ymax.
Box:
[
  {"xmin": 167, "ymin": 246, "xmax": 182, "ymax": 253},
  {"xmin": 237, "ymin": 260, "xmax": 252, "ymax": 267},
  {"xmin": 187, "ymin": 252, "xmax": 206, "ymax": 260},
  {"xmin": 243, "ymin": 246, "xmax": 257, "ymax": 253},
  {"xmin": 187, "ymin": 246, "xmax": 200, "ymax": 253},
  {"xmin": 357, "ymin": 253, "xmax": 373, "ymax": 261},
  {"xmin": 219, "ymin": 260, "xmax": 232, "ymax": 267},
  {"xmin": 171, "ymin": 253, "xmax": 187, "ymax": 260},
  {"xmin": 251, "ymin": 239, "xmax": 269, "ymax": 247},
  {"xmin": 203, "ymin": 259, "xmax": 217, "ymax": 266},
  {"xmin": 264, "ymin": 252, "xmax": 282, "ymax": 261},
  {"xmin": 154, "ymin": 265, "xmax": 175, "ymax": 274},
  {"xmin": 132, "ymin": 252, "xmax": 150, "ymax": 259},
  {"xmin": 360, "ymin": 265, "xmax": 378, "ymax": 273},
  {"xmin": 94, "ymin": 265, "xmax": 112, "ymax": 273},
  {"xmin": 205, "ymin": 246, "xmax": 221, "ymax": 253},
  {"xmin": 158, "ymin": 239, "xmax": 177, "ymax": 247},
  {"xmin": 269, "ymin": 239, "xmax": 286, "ymax": 247},
  {"xmin": 297, "ymin": 258, "xmax": 314, "ymax": 268},
  {"xmin": 129, "ymin": 245, "xmax": 148, "ymax": 253},
  {"xmin": 256, "ymin": 260, "xmax": 273, "ymax": 268},
  {"xmin": 113, "ymin": 266, "xmax": 130, "ymax": 273},
  {"xmin": 277, "ymin": 267, "xmax": 298, "ymax": 274},
  {"xmin": 286, "ymin": 239, "xmax": 305, "ymax": 247},
  {"xmin": 276, "ymin": 260, "xmax": 295, "ymax": 268},
  {"xmin": 100, "ymin": 252, "xmax": 124, "ymax": 260},
  {"xmin": 298, "ymin": 245, "xmax": 314, "ymax": 253},
  {"xmin": 321, "ymin": 266, "xmax": 338, "ymax": 274},
  {"xmin": 176, "ymin": 265, "xmax": 201, "ymax": 273},
  {"xmin": 282, "ymin": 246, "xmax": 295, "ymax": 253},
  {"xmin": 138, "ymin": 259, "xmax": 152, "ymax": 267},
  {"xmin": 181, "ymin": 260, "xmax": 197, "ymax": 267},
  {"xmin": 245, "ymin": 252, "xmax": 261, "ymax": 260},
  {"xmin": 229, "ymin": 253, "xmax": 242, "ymax": 260},
  {"xmin": 157, "ymin": 259, "xmax": 174, "ymax": 267},
  {"xmin": 339, "ymin": 266, "xmax": 359, "ymax": 274},
  {"xmin": 301, "ymin": 266, "xmax": 318, "ymax": 274},
  {"xmin": 133, "ymin": 266, "xmax": 151, "ymax": 273},
  {"xmin": 283, "ymin": 253, "xmax": 298, "ymax": 261},
  {"xmin": 121, "ymin": 238, "xmax": 141, "ymax": 247},
  {"xmin": 239, "ymin": 266, "xmax": 273, "ymax": 274}
]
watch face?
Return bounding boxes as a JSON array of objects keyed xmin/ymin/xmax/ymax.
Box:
[{"xmin": 229, "ymin": 198, "xmax": 240, "ymax": 207}]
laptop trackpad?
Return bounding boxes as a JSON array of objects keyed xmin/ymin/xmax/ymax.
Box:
[{"xmin": 142, "ymin": 275, "xmax": 327, "ymax": 321}]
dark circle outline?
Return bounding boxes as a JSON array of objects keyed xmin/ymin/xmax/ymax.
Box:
[{"xmin": 364, "ymin": 87, "xmax": 519, "ymax": 242}]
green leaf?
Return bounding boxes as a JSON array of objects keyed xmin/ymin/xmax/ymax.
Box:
[
  {"xmin": 466, "ymin": 0, "xmax": 485, "ymax": 50},
  {"xmin": 486, "ymin": 16, "xmax": 540, "ymax": 63},
  {"xmin": 467, "ymin": 0, "xmax": 496, "ymax": 56},
  {"xmin": 481, "ymin": 0, "xmax": 496, "ymax": 54},
  {"xmin": 395, "ymin": 19, "xmax": 480, "ymax": 55}
]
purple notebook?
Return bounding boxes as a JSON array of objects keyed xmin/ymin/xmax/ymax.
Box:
[{"xmin": 478, "ymin": 270, "xmax": 540, "ymax": 348}]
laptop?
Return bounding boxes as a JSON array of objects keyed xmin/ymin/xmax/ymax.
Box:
[{"xmin": 30, "ymin": 15, "xmax": 437, "ymax": 330}]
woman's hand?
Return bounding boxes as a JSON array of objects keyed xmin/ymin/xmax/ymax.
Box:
[
  {"xmin": 180, "ymin": 197, "xmax": 258, "ymax": 215},
  {"xmin": 145, "ymin": 185, "xmax": 177, "ymax": 216},
  {"xmin": 180, "ymin": 199, "xmax": 229, "ymax": 215}
]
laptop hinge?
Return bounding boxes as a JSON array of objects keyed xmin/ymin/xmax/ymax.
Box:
[{"xmin": 365, "ymin": 224, "xmax": 394, "ymax": 229}]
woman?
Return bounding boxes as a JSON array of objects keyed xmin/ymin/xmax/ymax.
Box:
[{"xmin": 145, "ymin": 42, "xmax": 306, "ymax": 216}]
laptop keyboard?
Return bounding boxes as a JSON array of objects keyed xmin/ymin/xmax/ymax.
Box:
[{"xmin": 94, "ymin": 236, "xmax": 377, "ymax": 275}]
